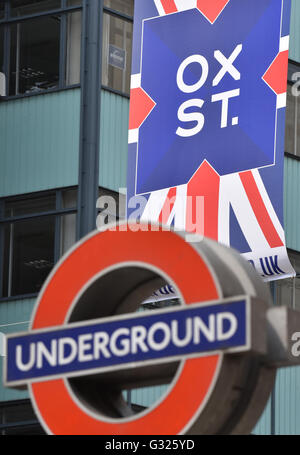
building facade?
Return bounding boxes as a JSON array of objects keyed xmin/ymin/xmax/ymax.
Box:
[{"xmin": 0, "ymin": 0, "xmax": 300, "ymax": 434}]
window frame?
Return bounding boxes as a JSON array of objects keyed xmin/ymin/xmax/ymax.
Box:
[
  {"xmin": 274, "ymin": 248, "xmax": 300, "ymax": 311},
  {"xmin": 0, "ymin": 1, "xmax": 134, "ymax": 100},
  {"xmin": 0, "ymin": 187, "xmax": 77, "ymax": 302},
  {"xmin": 0, "ymin": 0, "xmax": 83, "ymax": 98},
  {"xmin": 0, "ymin": 399, "xmax": 43, "ymax": 435},
  {"xmin": 102, "ymin": 4, "xmax": 133, "ymax": 97},
  {"xmin": 284, "ymin": 60, "xmax": 300, "ymax": 159}
]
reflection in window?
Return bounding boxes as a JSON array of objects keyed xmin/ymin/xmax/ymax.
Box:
[
  {"xmin": 276, "ymin": 251, "xmax": 300, "ymax": 311},
  {"xmin": 104, "ymin": 0, "xmax": 134, "ymax": 16},
  {"xmin": 9, "ymin": 15, "xmax": 61, "ymax": 95},
  {"xmin": 4, "ymin": 194, "xmax": 56, "ymax": 217},
  {"xmin": 11, "ymin": 0, "xmax": 61, "ymax": 17},
  {"xmin": 0, "ymin": 26, "xmax": 4, "ymax": 74},
  {"xmin": 102, "ymin": 12, "xmax": 132, "ymax": 94},
  {"xmin": 66, "ymin": 11, "xmax": 81, "ymax": 86},
  {"xmin": 2, "ymin": 0, "xmax": 136, "ymax": 97},
  {"xmin": 1, "ymin": 190, "xmax": 77, "ymax": 298},
  {"xmin": 60, "ymin": 214, "xmax": 76, "ymax": 255},
  {"xmin": 60, "ymin": 190, "xmax": 77, "ymax": 254},
  {"xmin": 67, "ymin": 0, "xmax": 82, "ymax": 5},
  {"xmin": 0, "ymin": 400, "xmax": 45, "ymax": 435},
  {"xmin": 4, "ymin": 216, "xmax": 55, "ymax": 296},
  {"xmin": 96, "ymin": 188, "xmax": 126, "ymax": 229},
  {"xmin": 0, "ymin": 332, "xmax": 6, "ymax": 357},
  {"xmin": 0, "ymin": 3, "xmax": 4, "ymax": 20},
  {"xmin": 5, "ymin": 5, "xmax": 82, "ymax": 96},
  {"xmin": 285, "ymin": 83, "xmax": 300, "ymax": 157}
]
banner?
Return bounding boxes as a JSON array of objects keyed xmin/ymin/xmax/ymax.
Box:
[{"xmin": 127, "ymin": 0, "xmax": 295, "ymax": 282}]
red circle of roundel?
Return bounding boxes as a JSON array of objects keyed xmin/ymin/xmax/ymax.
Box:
[{"xmin": 30, "ymin": 223, "xmax": 222, "ymax": 435}]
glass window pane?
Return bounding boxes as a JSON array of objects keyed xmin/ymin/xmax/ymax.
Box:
[
  {"xmin": 0, "ymin": 401, "xmax": 45, "ymax": 435},
  {"xmin": 62, "ymin": 189, "xmax": 77, "ymax": 209},
  {"xmin": 4, "ymin": 216, "xmax": 55, "ymax": 296},
  {"xmin": 60, "ymin": 213, "xmax": 76, "ymax": 255},
  {"xmin": 2, "ymin": 224, "xmax": 9, "ymax": 297},
  {"xmin": 296, "ymin": 93, "xmax": 300, "ymax": 157},
  {"xmin": 0, "ymin": 26, "xmax": 4, "ymax": 89},
  {"xmin": 104, "ymin": 0, "xmax": 134, "ymax": 16},
  {"xmin": 294, "ymin": 276, "xmax": 300, "ymax": 311},
  {"xmin": 285, "ymin": 85, "xmax": 295, "ymax": 155},
  {"xmin": 8, "ymin": 23, "xmax": 17, "ymax": 96},
  {"xmin": 97, "ymin": 189, "xmax": 125, "ymax": 230},
  {"xmin": 2, "ymin": 402, "xmax": 37, "ymax": 424},
  {"xmin": 0, "ymin": 332, "xmax": 5, "ymax": 357},
  {"xmin": 66, "ymin": 11, "xmax": 81, "ymax": 85},
  {"xmin": 0, "ymin": 2, "xmax": 4, "ymax": 20},
  {"xmin": 102, "ymin": 12, "xmax": 132, "ymax": 94},
  {"xmin": 67, "ymin": 0, "xmax": 82, "ymax": 5},
  {"xmin": 10, "ymin": 15, "xmax": 60, "ymax": 96},
  {"xmin": 4, "ymin": 425, "xmax": 45, "ymax": 435},
  {"xmin": 276, "ymin": 278, "xmax": 293, "ymax": 307},
  {"xmin": 5, "ymin": 194, "xmax": 56, "ymax": 217},
  {"xmin": 11, "ymin": 0, "xmax": 61, "ymax": 17},
  {"xmin": 0, "ymin": 26, "xmax": 3, "ymax": 65},
  {"xmin": 99, "ymin": 188, "xmax": 125, "ymax": 217},
  {"xmin": 291, "ymin": 252, "xmax": 300, "ymax": 310},
  {"xmin": 278, "ymin": 252, "xmax": 300, "ymax": 309}
]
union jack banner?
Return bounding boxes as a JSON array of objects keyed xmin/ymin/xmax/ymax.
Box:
[{"xmin": 127, "ymin": 0, "xmax": 295, "ymax": 281}]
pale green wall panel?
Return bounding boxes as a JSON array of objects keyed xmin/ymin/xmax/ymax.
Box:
[
  {"xmin": 99, "ymin": 90, "xmax": 129, "ymax": 192},
  {"xmin": 0, "ymin": 297, "xmax": 35, "ymax": 402},
  {"xmin": 284, "ymin": 155, "xmax": 300, "ymax": 252},
  {"xmin": 252, "ymin": 397, "xmax": 272, "ymax": 435},
  {"xmin": 275, "ymin": 366, "xmax": 300, "ymax": 434},
  {"xmin": 0, "ymin": 297, "xmax": 35, "ymax": 326},
  {"xmin": 0, "ymin": 89, "xmax": 80, "ymax": 197},
  {"xmin": 289, "ymin": 0, "xmax": 300, "ymax": 63}
]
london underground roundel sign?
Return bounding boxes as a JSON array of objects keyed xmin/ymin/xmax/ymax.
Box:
[{"xmin": 4, "ymin": 223, "xmax": 275, "ymax": 435}]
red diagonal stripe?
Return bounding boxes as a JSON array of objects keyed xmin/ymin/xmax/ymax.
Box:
[
  {"xmin": 161, "ymin": 0, "xmax": 178, "ymax": 14},
  {"xmin": 186, "ymin": 161, "xmax": 220, "ymax": 240},
  {"xmin": 239, "ymin": 171, "xmax": 283, "ymax": 248}
]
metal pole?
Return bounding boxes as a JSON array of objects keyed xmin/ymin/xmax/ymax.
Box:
[
  {"xmin": 270, "ymin": 281, "xmax": 276, "ymax": 435},
  {"xmin": 77, "ymin": 0, "xmax": 103, "ymax": 239}
]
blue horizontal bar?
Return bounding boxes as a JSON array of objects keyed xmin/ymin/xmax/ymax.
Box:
[{"xmin": 5, "ymin": 298, "xmax": 247, "ymax": 386}]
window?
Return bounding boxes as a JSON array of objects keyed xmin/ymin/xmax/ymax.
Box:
[
  {"xmin": 0, "ymin": 332, "xmax": 5, "ymax": 357},
  {"xmin": 96, "ymin": 187, "xmax": 126, "ymax": 229},
  {"xmin": 10, "ymin": 16, "xmax": 61, "ymax": 94},
  {"xmin": 0, "ymin": 189, "xmax": 77, "ymax": 299},
  {"xmin": 276, "ymin": 250, "xmax": 300, "ymax": 311},
  {"xmin": 0, "ymin": 1, "xmax": 135, "ymax": 97},
  {"xmin": 0, "ymin": 0, "xmax": 82, "ymax": 96},
  {"xmin": 104, "ymin": 0, "xmax": 134, "ymax": 16},
  {"xmin": 66, "ymin": 10, "xmax": 81, "ymax": 85},
  {"xmin": 11, "ymin": 0, "xmax": 61, "ymax": 17},
  {"xmin": 0, "ymin": 26, "xmax": 3, "ymax": 75},
  {"xmin": 285, "ymin": 83, "xmax": 300, "ymax": 157},
  {"xmin": 285, "ymin": 61, "xmax": 300, "ymax": 157},
  {"xmin": 102, "ymin": 0, "xmax": 133, "ymax": 95},
  {"xmin": 0, "ymin": 400, "xmax": 44, "ymax": 435}
]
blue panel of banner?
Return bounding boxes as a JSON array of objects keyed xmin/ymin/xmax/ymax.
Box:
[{"xmin": 127, "ymin": 0, "xmax": 294, "ymax": 281}]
